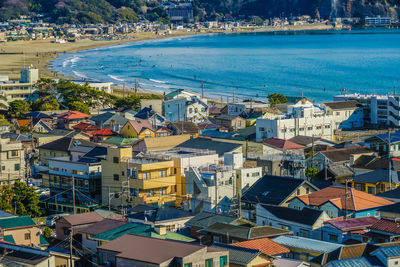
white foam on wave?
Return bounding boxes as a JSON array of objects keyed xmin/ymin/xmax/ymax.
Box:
[
  {"xmin": 72, "ymin": 71, "xmax": 87, "ymax": 79},
  {"xmin": 149, "ymin": 79, "xmax": 166, "ymax": 84},
  {"xmin": 62, "ymin": 56, "xmax": 81, "ymax": 68},
  {"xmin": 108, "ymin": 75, "xmax": 125, "ymax": 82}
]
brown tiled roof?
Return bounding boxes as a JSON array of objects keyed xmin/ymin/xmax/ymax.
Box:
[
  {"xmin": 232, "ymin": 237, "xmax": 290, "ymax": 256},
  {"xmin": 98, "ymin": 234, "xmax": 212, "ymax": 264},
  {"xmin": 127, "ymin": 119, "xmax": 153, "ymax": 134},
  {"xmin": 77, "ymin": 218, "xmax": 127, "ymax": 235},
  {"xmin": 169, "ymin": 121, "xmax": 199, "ymax": 134},
  {"xmin": 370, "ymin": 218, "xmax": 400, "ymax": 234},
  {"xmin": 297, "ymin": 186, "xmax": 393, "ymax": 211},
  {"xmin": 263, "ymin": 137, "xmax": 305, "ymax": 150},
  {"xmin": 62, "ymin": 211, "xmax": 103, "ymax": 226},
  {"xmin": 323, "ymin": 100, "xmax": 360, "ymax": 110},
  {"xmin": 320, "ymin": 147, "xmax": 373, "ymax": 163}
]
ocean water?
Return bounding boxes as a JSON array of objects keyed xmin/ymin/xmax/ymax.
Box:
[{"xmin": 50, "ymin": 29, "xmax": 400, "ymax": 102}]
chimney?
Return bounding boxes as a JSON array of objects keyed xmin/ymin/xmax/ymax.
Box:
[{"xmin": 154, "ymin": 225, "xmax": 167, "ymax": 235}]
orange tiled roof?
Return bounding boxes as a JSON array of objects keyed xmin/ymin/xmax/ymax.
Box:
[
  {"xmin": 231, "ymin": 237, "xmax": 290, "ymax": 256},
  {"xmin": 55, "ymin": 110, "xmax": 91, "ymax": 120},
  {"xmin": 263, "ymin": 137, "xmax": 305, "ymax": 150},
  {"xmin": 297, "ymin": 186, "xmax": 393, "ymax": 211},
  {"xmin": 72, "ymin": 122, "xmax": 99, "ymax": 131},
  {"xmin": 16, "ymin": 119, "xmax": 32, "ymax": 128}
]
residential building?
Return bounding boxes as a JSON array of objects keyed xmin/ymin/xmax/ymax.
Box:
[
  {"xmin": 288, "ymin": 186, "xmax": 393, "ymax": 218},
  {"xmin": 119, "ymin": 119, "xmax": 155, "ymax": 138},
  {"xmin": 370, "ymin": 246, "xmax": 400, "ymax": 266},
  {"xmin": 0, "ymin": 137, "xmax": 25, "ymax": 185},
  {"xmin": 199, "ymin": 222, "xmax": 292, "ymax": 245},
  {"xmin": 256, "ymin": 204, "xmax": 330, "ymax": 240},
  {"xmin": 90, "ymin": 112, "xmax": 128, "ymax": 132},
  {"xmin": 231, "ymin": 237, "xmax": 290, "ymax": 257},
  {"xmin": 167, "ymin": 3, "xmax": 194, "ymax": 23},
  {"xmin": 132, "ymin": 134, "xmax": 192, "ymax": 153},
  {"xmin": 135, "ymin": 106, "xmax": 166, "ymax": 128},
  {"xmin": 185, "ymin": 211, "xmax": 256, "ymax": 240},
  {"xmin": 176, "ymin": 137, "xmax": 242, "ymax": 159},
  {"xmin": 272, "ymin": 235, "xmax": 343, "ymax": 261},
  {"xmin": 364, "ymin": 130, "xmax": 400, "ymax": 157},
  {"xmin": 322, "ymin": 100, "xmax": 363, "ymax": 129},
  {"xmin": 0, "ymin": 242, "xmax": 55, "ymax": 267},
  {"xmin": 101, "ymin": 146, "xmax": 178, "ymax": 209},
  {"xmin": 127, "ymin": 205, "xmax": 194, "ymax": 231},
  {"xmin": 241, "ymin": 175, "xmax": 318, "ymax": 222},
  {"xmin": 0, "ymin": 67, "xmax": 39, "ymax": 105},
  {"xmin": 164, "ymin": 89, "xmax": 208, "ymax": 123},
  {"xmin": 263, "ymin": 137, "xmax": 306, "ymax": 153},
  {"xmin": 0, "ymin": 216, "xmax": 47, "ymax": 247},
  {"xmin": 256, "ymin": 101, "xmax": 362, "ymax": 141},
  {"xmin": 321, "ymin": 216, "xmax": 379, "ymax": 244},
  {"xmin": 334, "ymin": 93, "xmax": 400, "ymax": 127},
  {"xmin": 55, "ymin": 110, "xmax": 91, "ymax": 130},
  {"xmin": 378, "ymin": 202, "xmax": 400, "ymax": 218},
  {"xmin": 211, "ymin": 243, "xmax": 273, "ymax": 267},
  {"xmin": 215, "ymin": 114, "xmax": 246, "ymax": 130},
  {"xmin": 91, "ymin": 222, "xmax": 194, "ymax": 251},
  {"xmin": 140, "ymin": 99, "xmax": 163, "ymax": 114},
  {"xmin": 344, "ymin": 169, "xmax": 400, "ymax": 195},
  {"xmin": 55, "ymin": 211, "xmax": 104, "ymax": 240},
  {"xmin": 365, "ymin": 16, "xmax": 391, "ymax": 26},
  {"xmin": 367, "ymin": 218, "xmax": 400, "ymax": 243},
  {"xmin": 40, "ymin": 146, "xmax": 104, "ymax": 213},
  {"xmin": 97, "ymin": 234, "xmax": 228, "ymax": 267},
  {"xmin": 167, "ymin": 121, "xmax": 199, "ymax": 136},
  {"xmin": 145, "ymin": 147, "xmax": 219, "ymax": 205}
]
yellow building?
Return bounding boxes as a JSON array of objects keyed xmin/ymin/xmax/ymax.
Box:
[
  {"xmin": 119, "ymin": 120, "xmax": 155, "ymax": 139},
  {"xmin": 337, "ymin": 169, "xmax": 400, "ymax": 195},
  {"xmin": 101, "ymin": 146, "xmax": 178, "ymax": 209}
]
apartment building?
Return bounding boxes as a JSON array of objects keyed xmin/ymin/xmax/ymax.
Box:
[
  {"xmin": 0, "ymin": 137, "xmax": 25, "ymax": 185},
  {"xmin": 101, "ymin": 146, "xmax": 178, "ymax": 209},
  {"xmin": 0, "ymin": 67, "xmax": 39, "ymax": 105},
  {"xmin": 256, "ymin": 101, "xmax": 362, "ymax": 141},
  {"xmin": 334, "ymin": 93, "xmax": 400, "ymax": 127},
  {"xmin": 164, "ymin": 89, "xmax": 209, "ymax": 123}
]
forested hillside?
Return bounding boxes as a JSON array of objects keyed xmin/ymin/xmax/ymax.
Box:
[{"xmin": 1, "ymin": 0, "xmax": 399, "ymax": 23}]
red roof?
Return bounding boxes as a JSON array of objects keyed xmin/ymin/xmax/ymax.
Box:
[
  {"xmin": 369, "ymin": 218, "xmax": 400, "ymax": 234},
  {"xmin": 325, "ymin": 216, "xmax": 379, "ymax": 231},
  {"xmin": 263, "ymin": 137, "xmax": 305, "ymax": 150},
  {"xmin": 297, "ymin": 186, "xmax": 393, "ymax": 211},
  {"xmin": 56, "ymin": 110, "xmax": 91, "ymax": 120},
  {"xmin": 72, "ymin": 122, "xmax": 99, "ymax": 131},
  {"xmin": 89, "ymin": 129, "xmax": 116, "ymax": 136},
  {"xmin": 16, "ymin": 119, "xmax": 32, "ymax": 128},
  {"xmin": 232, "ymin": 237, "xmax": 290, "ymax": 256}
]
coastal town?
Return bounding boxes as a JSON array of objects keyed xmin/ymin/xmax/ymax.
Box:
[{"xmin": 0, "ymin": 1, "xmax": 400, "ymax": 267}]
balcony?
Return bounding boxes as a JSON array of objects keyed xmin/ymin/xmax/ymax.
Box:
[
  {"xmin": 130, "ymin": 175, "xmax": 176, "ymax": 190},
  {"xmin": 132, "ymin": 194, "xmax": 176, "ymax": 206}
]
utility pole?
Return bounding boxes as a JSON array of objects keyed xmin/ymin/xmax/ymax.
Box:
[
  {"xmin": 324, "ymin": 157, "xmax": 328, "ymax": 181},
  {"xmin": 215, "ymin": 175, "xmax": 219, "ymax": 214},
  {"xmin": 345, "ymin": 178, "xmax": 348, "ymax": 219},
  {"xmin": 123, "ymin": 83, "xmax": 125, "ymax": 98},
  {"xmin": 72, "ymin": 176, "xmax": 76, "ymax": 214},
  {"xmin": 134, "ymin": 79, "xmax": 138, "ymax": 95},
  {"xmin": 201, "ymin": 82, "xmax": 204, "ymax": 99},
  {"xmin": 311, "ymin": 135, "xmax": 315, "ymax": 169},
  {"xmin": 108, "ymin": 185, "xmax": 111, "ymax": 211},
  {"xmin": 69, "ymin": 228, "xmax": 74, "ymax": 267},
  {"xmin": 389, "ymin": 128, "xmax": 392, "ymax": 190}
]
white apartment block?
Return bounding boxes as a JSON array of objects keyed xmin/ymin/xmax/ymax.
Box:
[
  {"xmin": 334, "ymin": 93, "xmax": 400, "ymax": 127},
  {"xmin": 256, "ymin": 101, "xmax": 363, "ymax": 141},
  {"xmin": 0, "ymin": 67, "xmax": 39, "ymax": 105},
  {"xmin": 0, "ymin": 138, "xmax": 25, "ymax": 185}
]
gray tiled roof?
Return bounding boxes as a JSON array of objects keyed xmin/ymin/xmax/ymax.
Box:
[
  {"xmin": 185, "ymin": 211, "xmax": 238, "ymax": 229},
  {"xmin": 353, "ymin": 169, "xmax": 400, "ymax": 184},
  {"xmin": 211, "ymin": 243, "xmax": 261, "ymax": 265},
  {"xmin": 259, "ymin": 204, "xmax": 325, "ymax": 226}
]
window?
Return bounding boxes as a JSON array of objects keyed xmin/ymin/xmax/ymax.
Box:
[
  {"xmin": 72, "ymin": 170, "xmax": 78, "ymax": 175},
  {"xmin": 205, "ymin": 259, "xmax": 213, "ymax": 267},
  {"xmin": 259, "ymin": 127, "xmax": 265, "ymax": 132},
  {"xmin": 220, "ymin": 256, "xmax": 228, "ymax": 266},
  {"xmin": 297, "ymin": 189, "xmax": 300, "ymax": 195},
  {"xmin": 316, "ymin": 125, "xmax": 322, "ymax": 130},
  {"xmin": 184, "ymin": 264, "xmax": 192, "ymax": 267},
  {"xmin": 307, "ymin": 126, "xmax": 313, "ymax": 131},
  {"xmin": 143, "ymin": 172, "xmax": 151, "ymax": 179},
  {"xmin": 329, "ymin": 234, "xmax": 338, "ymax": 242},
  {"xmin": 299, "ymin": 127, "xmax": 304, "ymax": 131},
  {"xmin": 325, "ymin": 124, "xmax": 330, "ymax": 129},
  {"xmin": 24, "ymin": 233, "xmax": 31, "ymax": 240},
  {"xmin": 1, "ymin": 166, "xmax": 4, "ymax": 171},
  {"xmin": 11, "ymin": 150, "xmax": 18, "ymax": 157},
  {"xmin": 306, "ymin": 187, "xmax": 310, "ymax": 194},
  {"xmin": 299, "ymin": 229, "xmax": 309, "ymax": 237},
  {"xmin": 113, "ymin": 174, "xmax": 119, "ymax": 181},
  {"xmin": 14, "ymin": 164, "xmax": 20, "ymax": 171},
  {"xmin": 158, "ymin": 170, "xmax": 167, "ymax": 177},
  {"xmin": 113, "ymin": 157, "xmax": 119, "ymax": 163},
  {"xmin": 335, "ymin": 111, "xmax": 340, "ymax": 116},
  {"xmin": 368, "ymin": 186, "xmax": 376, "ymax": 194}
]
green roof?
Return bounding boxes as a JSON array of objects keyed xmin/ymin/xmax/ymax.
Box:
[
  {"xmin": 92, "ymin": 223, "xmax": 194, "ymax": 242},
  {"xmin": 102, "ymin": 137, "xmax": 139, "ymax": 146},
  {"xmin": 0, "ymin": 216, "xmax": 35, "ymax": 229},
  {"xmin": 3, "ymin": 235, "xmax": 15, "ymax": 243},
  {"xmin": 40, "ymin": 235, "xmax": 49, "ymax": 246},
  {"xmin": 0, "ymin": 120, "xmax": 10, "ymax": 126}
]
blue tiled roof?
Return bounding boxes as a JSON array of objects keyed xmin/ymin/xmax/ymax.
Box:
[
  {"xmin": 272, "ymin": 235, "xmax": 343, "ymax": 254},
  {"xmin": 128, "ymin": 206, "xmax": 194, "ymax": 222},
  {"xmin": 375, "ymin": 245, "xmax": 400, "ymax": 258},
  {"xmin": 374, "ymin": 131, "xmax": 400, "ymax": 143},
  {"xmin": 329, "ymin": 257, "xmax": 374, "ymax": 267}
]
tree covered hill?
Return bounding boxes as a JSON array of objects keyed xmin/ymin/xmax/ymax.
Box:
[{"xmin": 1, "ymin": 0, "xmax": 399, "ymax": 23}]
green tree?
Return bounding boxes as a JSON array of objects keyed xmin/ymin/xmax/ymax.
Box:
[
  {"xmin": 9, "ymin": 100, "xmax": 30, "ymax": 118},
  {"xmin": 31, "ymin": 96, "xmax": 60, "ymax": 111},
  {"xmin": 68, "ymin": 101, "xmax": 90, "ymax": 114},
  {"xmin": 114, "ymin": 94, "xmax": 160, "ymax": 111},
  {"xmin": 306, "ymin": 167, "xmax": 319, "ymax": 178},
  {"xmin": 42, "ymin": 226, "xmax": 53, "ymax": 240},
  {"xmin": 267, "ymin": 93, "xmax": 288, "ymax": 106},
  {"xmin": 12, "ymin": 181, "xmax": 41, "ymax": 217},
  {"xmin": 0, "ymin": 186, "xmax": 14, "ymax": 214}
]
